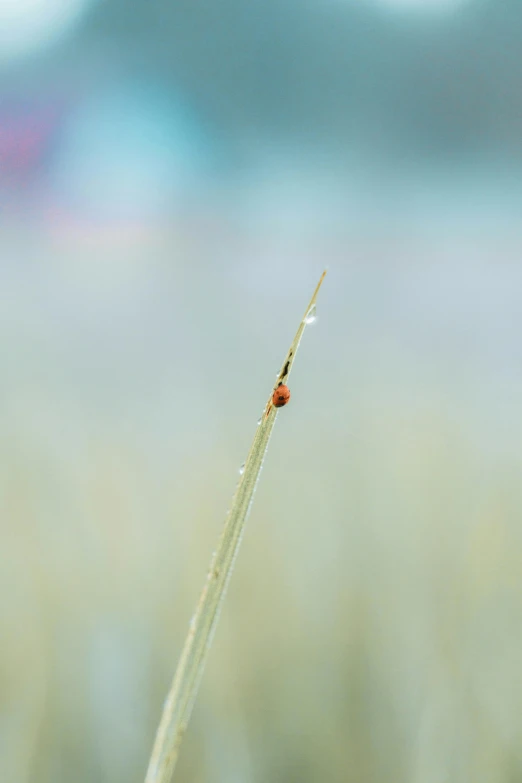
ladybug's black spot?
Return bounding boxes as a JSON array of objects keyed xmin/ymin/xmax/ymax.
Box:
[{"xmin": 272, "ymin": 384, "xmax": 290, "ymax": 407}]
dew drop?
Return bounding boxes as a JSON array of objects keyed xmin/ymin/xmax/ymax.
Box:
[
  {"xmin": 304, "ymin": 304, "xmax": 317, "ymax": 324},
  {"xmin": 239, "ymin": 463, "xmax": 245, "ymax": 475},
  {"xmin": 257, "ymin": 417, "xmax": 262, "ymax": 425}
]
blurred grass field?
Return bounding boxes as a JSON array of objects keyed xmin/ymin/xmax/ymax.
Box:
[{"xmin": 2, "ymin": 231, "xmax": 522, "ymax": 783}]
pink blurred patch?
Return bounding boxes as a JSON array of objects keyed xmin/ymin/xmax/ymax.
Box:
[
  {"xmin": 0, "ymin": 99, "xmax": 66, "ymax": 183},
  {"xmin": 42, "ymin": 201, "xmax": 166, "ymax": 249}
]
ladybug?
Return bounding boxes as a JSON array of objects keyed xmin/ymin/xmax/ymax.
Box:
[{"xmin": 272, "ymin": 384, "xmax": 291, "ymax": 408}]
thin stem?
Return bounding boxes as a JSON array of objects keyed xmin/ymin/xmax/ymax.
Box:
[{"xmin": 144, "ymin": 270, "xmax": 327, "ymax": 783}]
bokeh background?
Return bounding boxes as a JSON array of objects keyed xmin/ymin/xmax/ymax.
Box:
[{"xmin": 2, "ymin": 0, "xmax": 522, "ymax": 781}]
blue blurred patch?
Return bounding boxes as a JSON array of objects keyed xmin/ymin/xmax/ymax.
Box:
[{"xmin": 50, "ymin": 81, "xmax": 216, "ymax": 220}]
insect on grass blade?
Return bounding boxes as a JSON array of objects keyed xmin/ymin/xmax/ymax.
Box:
[{"xmin": 144, "ymin": 269, "xmax": 327, "ymax": 783}]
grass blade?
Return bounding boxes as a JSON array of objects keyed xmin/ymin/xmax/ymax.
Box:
[{"xmin": 144, "ymin": 270, "xmax": 327, "ymax": 783}]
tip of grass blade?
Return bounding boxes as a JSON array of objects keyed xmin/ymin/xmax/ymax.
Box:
[{"xmin": 264, "ymin": 269, "xmax": 327, "ymax": 419}]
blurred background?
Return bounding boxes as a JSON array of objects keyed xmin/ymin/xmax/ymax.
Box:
[{"xmin": 2, "ymin": 0, "xmax": 522, "ymax": 781}]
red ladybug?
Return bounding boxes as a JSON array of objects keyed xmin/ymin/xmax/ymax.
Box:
[{"xmin": 272, "ymin": 384, "xmax": 291, "ymax": 408}]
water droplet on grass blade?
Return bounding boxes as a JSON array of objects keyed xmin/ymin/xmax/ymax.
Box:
[
  {"xmin": 238, "ymin": 464, "xmax": 245, "ymax": 475},
  {"xmin": 304, "ymin": 304, "xmax": 317, "ymax": 324}
]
